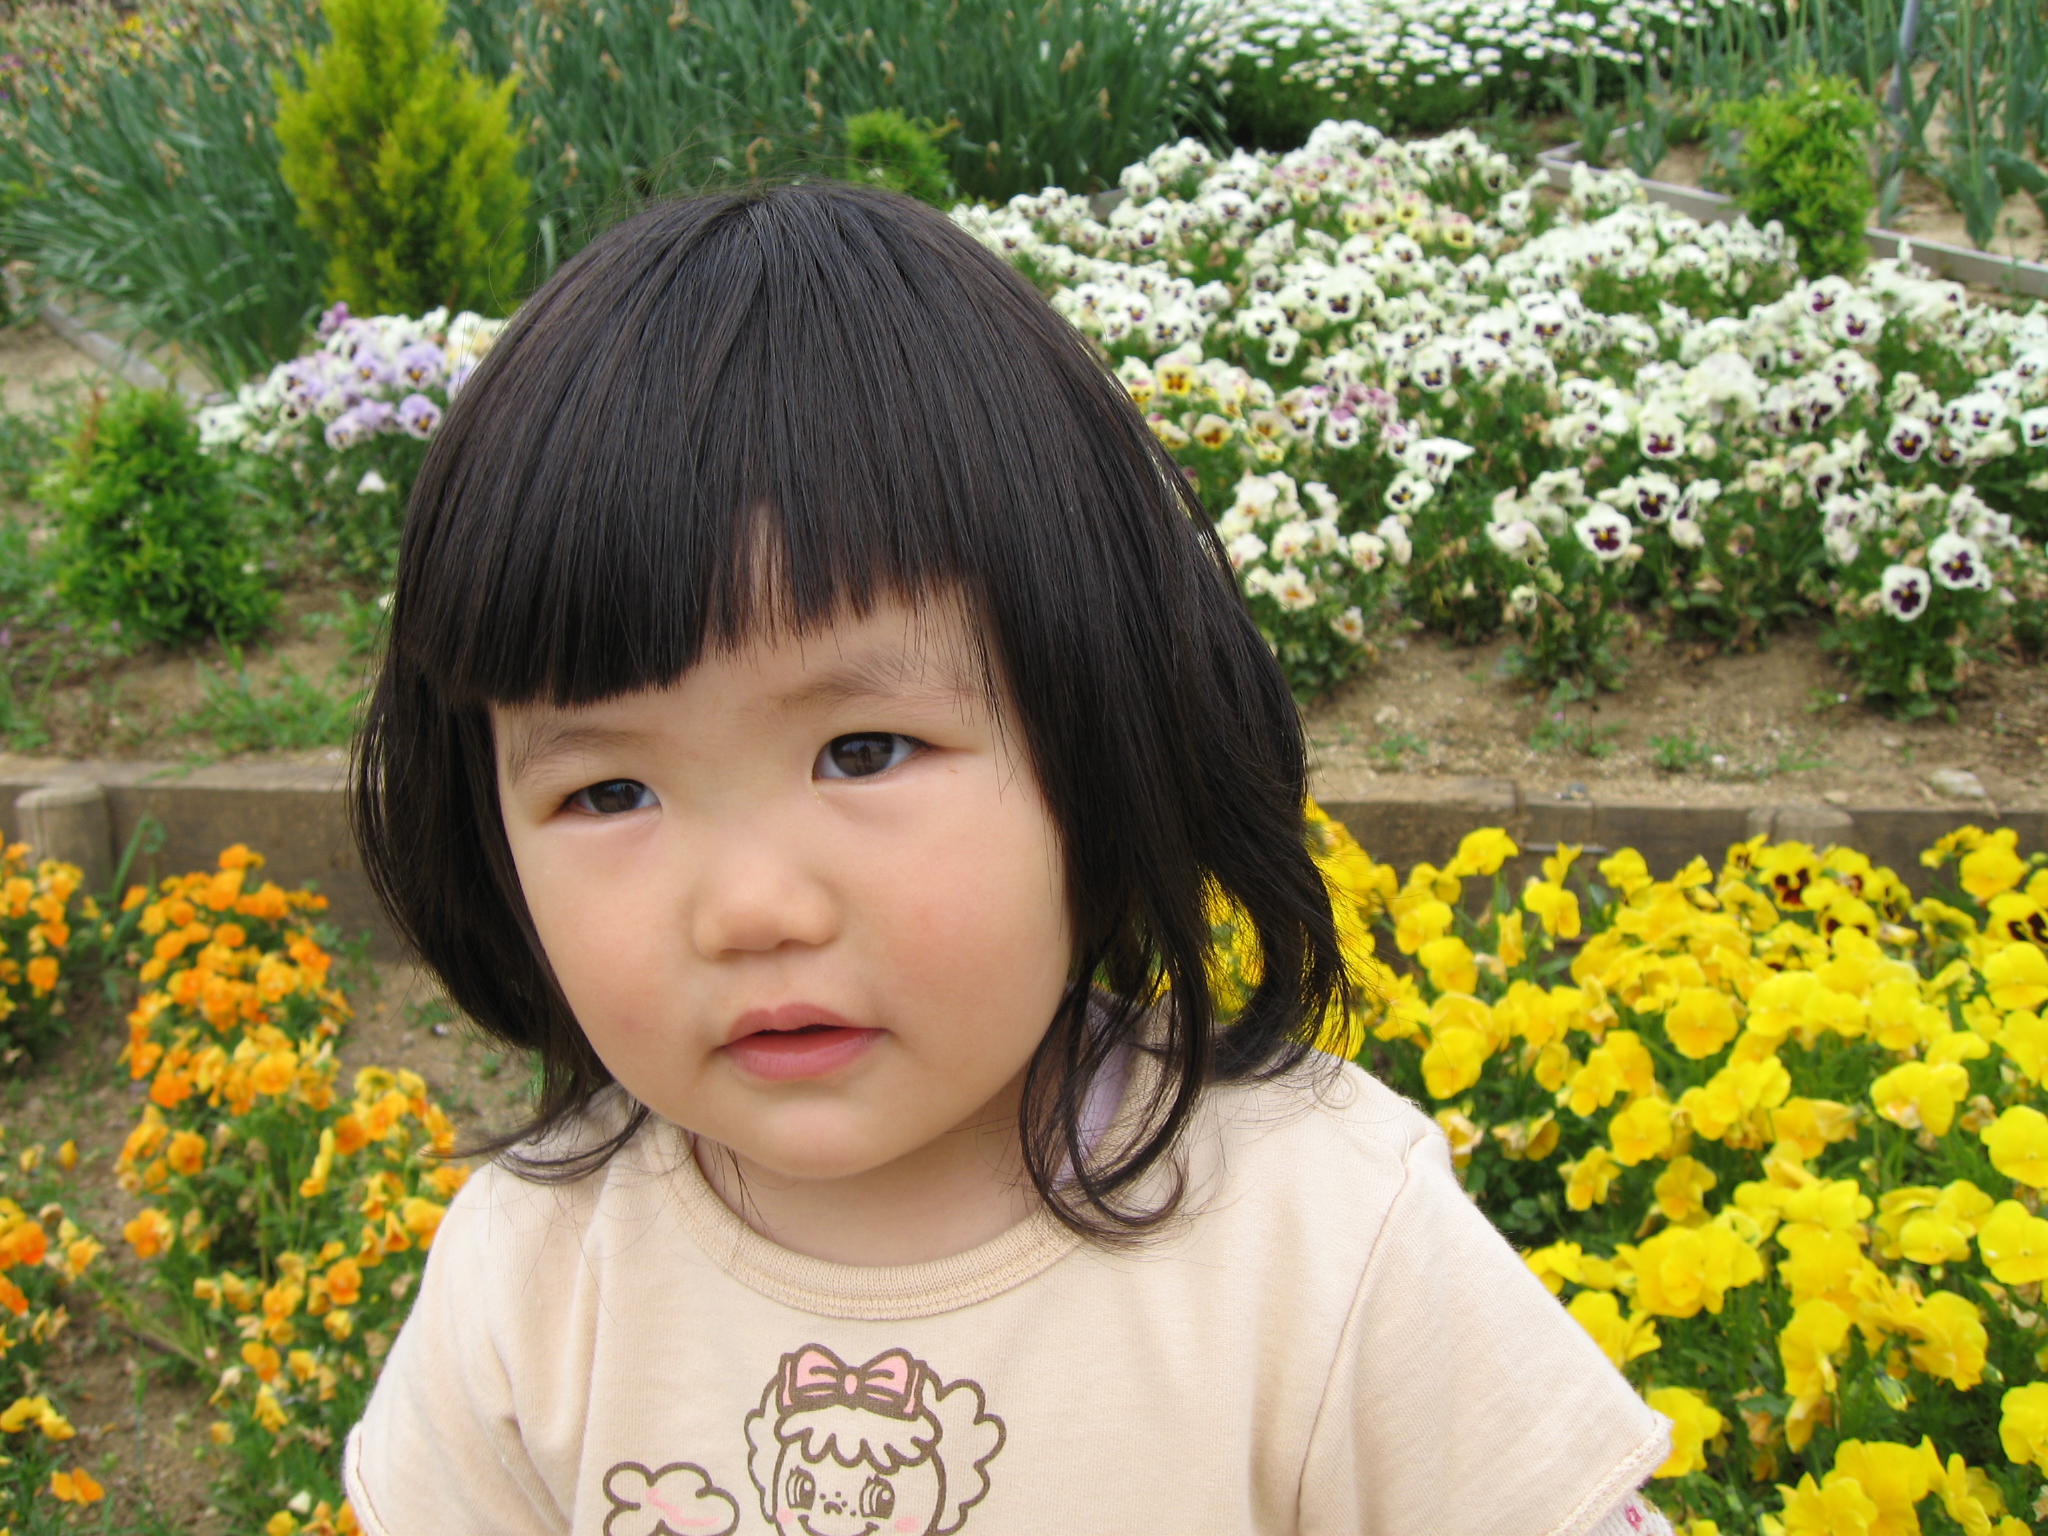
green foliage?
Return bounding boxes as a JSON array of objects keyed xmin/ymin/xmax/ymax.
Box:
[
  {"xmin": 0, "ymin": 0, "xmax": 329, "ymax": 389},
  {"xmin": 444, "ymin": 0, "xmax": 1212, "ymax": 282},
  {"xmin": 179, "ymin": 658, "xmax": 361, "ymax": 756},
  {"xmin": 37, "ymin": 390, "xmax": 275, "ymax": 647},
  {"xmin": 1648, "ymin": 727, "xmax": 1719, "ymax": 773},
  {"xmin": 843, "ymin": 109, "xmax": 953, "ymax": 205},
  {"xmin": 275, "ymin": 0, "xmax": 528, "ymax": 317},
  {"xmin": 1713, "ymin": 72, "xmax": 1879, "ymax": 279}
]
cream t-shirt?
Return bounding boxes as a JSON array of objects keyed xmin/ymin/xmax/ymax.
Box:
[{"xmin": 344, "ymin": 1060, "xmax": 1670, "ymax": 1535}]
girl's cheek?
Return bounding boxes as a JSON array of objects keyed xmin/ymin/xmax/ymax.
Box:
[{"xmin": 894, "ymin": 1520, "xmax": 922, "ymax": 1534}]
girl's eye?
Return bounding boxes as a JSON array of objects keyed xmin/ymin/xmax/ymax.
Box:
[
  {"xmin": 567, "ymin": 779, "xmax": 657, "ymax": 816},
  {"xmin": 815, "ymin": 733, "xmax": 920, "ymax": 780}
]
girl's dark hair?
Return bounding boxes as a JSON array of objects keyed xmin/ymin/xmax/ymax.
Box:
[{"xmin": 350, "ymin": 182, "xmax": 1348, "ymax": 1241}]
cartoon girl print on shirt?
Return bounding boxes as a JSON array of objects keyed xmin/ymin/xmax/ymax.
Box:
[{"xmin": 744, "ymin": 1345, "xmax": 1005, "ymax": 1536}]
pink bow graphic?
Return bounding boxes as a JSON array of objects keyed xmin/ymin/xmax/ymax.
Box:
[{"xmin": 778, "ymin": 1345, "xmax": 923, "ymax": 1419}]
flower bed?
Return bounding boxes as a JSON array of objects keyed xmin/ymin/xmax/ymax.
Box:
[
  {"xmin": 196, "ymin": 304, "xmax": 507, "ymax": 581},
  {"xmin": 1192, "ymin": 0, "xmax": 1709, "ymax": 142},
  {"xmin": 1217, "ymin": 805, "xmax": 2048, "ymax": 1533},
  {"xmin": 5, "ymin": 810, "xmax": 2048, "ymax": 1529},
  {"xmin": 956, "ymin": 123, "xmax": 2048, "ymax": 711}
]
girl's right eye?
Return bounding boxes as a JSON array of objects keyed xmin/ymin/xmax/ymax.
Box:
[{"xmin": 566, "ymin": 779, "xmax": 658, "ymax": 816}]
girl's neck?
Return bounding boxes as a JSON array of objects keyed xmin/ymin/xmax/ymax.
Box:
[{"xmin": 689, "ymin": 1071, "xmax": 1041, "ymax": 1266}]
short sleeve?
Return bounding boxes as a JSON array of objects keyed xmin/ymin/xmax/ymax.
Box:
[
  {"xmin": 1298, "ymin": 1127, "xmax": 1670, "ymax": 1536},
  {"xmin": 343, "ymin": 1169, "xmax": 567, "ymax": 1536}
]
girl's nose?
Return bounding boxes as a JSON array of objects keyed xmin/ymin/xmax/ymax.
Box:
[{"xmin": 686, "ymin": 830, "xmax": 838, "ymax": 957}]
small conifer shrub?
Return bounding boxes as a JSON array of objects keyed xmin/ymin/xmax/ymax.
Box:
[
  {"xmin": 1712, "ymin": 73, "xmax": 1879, "ymax": 279},
  {"xmin": 274, "ymin": 0, "xmax": 529, "ymax": 317},
  {"xmin": 39, "ymin": 389, "xmax": 275, "ymax": 647},
  {"xmin": 843, "ymin": 110, "xmax": 955, "ymax": 207}
]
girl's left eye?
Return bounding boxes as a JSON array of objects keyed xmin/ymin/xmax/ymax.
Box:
[
  {"xmin": 815, "ymin": 733, "xmax": 921, "ymax": 780},
  {"xmin": 567, "ymin": 779, "xmax": 658, "ymax": 815}
]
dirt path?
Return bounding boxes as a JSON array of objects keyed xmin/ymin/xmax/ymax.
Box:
[{"xmin": 1307, "ymin": 621, "xmax": 2048, "ymax": 809}]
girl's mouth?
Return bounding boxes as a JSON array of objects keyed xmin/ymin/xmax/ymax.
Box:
[{"xmin": 723, "ymin": 1007, "xmax": 882, "ymax": 1082}]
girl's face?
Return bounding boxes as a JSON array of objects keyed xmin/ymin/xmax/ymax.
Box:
[{"xmin": 492, "ymin": 597, "xmax": 1073, "ymax": 1185}]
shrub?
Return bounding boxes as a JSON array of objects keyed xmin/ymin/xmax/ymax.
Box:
[
  {"xmin": 1238, "ymin": 814, "xmax": 2048, "ymax": 1531},
  {"xmin": 37, "ymin": 389, "xmax": 275, "ymax": 647},
  {"xmin": 844, "ymin": 109, "xmax": 953, "ymax": 206},
  {"xmin": 275, "ymin": 0, "xmax": 528, "ymax": 318},
  {"xmin": 1713, "ymin": 73, "xmax": 1880, "ymax": 280}
]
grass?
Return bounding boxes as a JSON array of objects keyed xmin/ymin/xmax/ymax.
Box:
[
  {"xmin": 1648, "ymin": 728, "xmax": 1721, "ymax": 774},
  {"xmin": 177, "ymin": 656, "xmax": 361, "ymax": 756},
  {"xmin": 1647, "ymin": 727, "xmax": 1828, "ymax": 781},
  {"xmin": 1369, "ymin": 729, "xmax": 1431, "ymax": 770},
  {"xmin": 301, "ymin": 588, "xmax": 391, "ymax": 665},
  {"xmin": 0, "ymin": 0, "xmax": 331, "ymax": 389},
  {"xmin": 1529, "ymin": 681, "xmax": 1620, "ymax": 759}
]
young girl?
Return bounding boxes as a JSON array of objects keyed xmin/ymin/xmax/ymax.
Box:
[{"xmin": 344, "ymin": 182, "xmax": 1676, "ymax": 1535}]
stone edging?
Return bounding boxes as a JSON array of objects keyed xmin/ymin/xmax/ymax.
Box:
[{"xmin": 4, "ymin": 762, "xmax": 2034, "ymax": 958}]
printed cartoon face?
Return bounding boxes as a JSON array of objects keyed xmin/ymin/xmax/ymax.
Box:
[
  {"xmin": 746, "ymin": 1346, "xmax": 1004, "ymax": 1536},
  {"xmin": 768, "ymin": 1446, "xmax": 941, "ymax": 1536}
]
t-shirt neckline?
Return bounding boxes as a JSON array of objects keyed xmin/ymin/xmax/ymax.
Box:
[{"xmin": 660, "ymin": 1121, "xmax": 1085, "ymax": 1321}]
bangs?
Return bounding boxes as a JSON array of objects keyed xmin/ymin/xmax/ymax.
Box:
[{"xmin": 396, "ymin": 184, "xmax": 1176, "ymax": 707}]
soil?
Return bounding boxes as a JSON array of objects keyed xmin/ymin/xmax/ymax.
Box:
[
  {"xmin": 1306, "ymin": 620, "xmax": 2048, "ymax": 809},
  {"xmin": 0, "ymin": 962, "xmax": 529, "ymax": 1531},
  {"xmin": 0, "ymin": 319, "xmax": 103, "ymax": 418}
]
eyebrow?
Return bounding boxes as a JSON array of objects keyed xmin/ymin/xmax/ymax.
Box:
[
  {"xmin": 769, "ymin": 646, "xmax": 982, "ymax": 714},
  {"xmin": 502, "ymin": 722, "xmax": 651, "ymax": 787}
]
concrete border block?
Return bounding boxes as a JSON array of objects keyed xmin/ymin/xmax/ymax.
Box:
[{"xmin": 0, "ymin": 760, "xmax": 390, "ymax": 954}]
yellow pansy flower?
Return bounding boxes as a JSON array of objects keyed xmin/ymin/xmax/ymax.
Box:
[
  {"xmin": 1998, "ymin": 1008, "xmax": 2048, "ymax": 1083},
  {"xmin": 1984, "ymin": 942, "xmax": 2048, "ymax": 1012},
  {"xmin": 1666, "ymin": 986, "xmax": 1739, "ymax": 1059},
  {"xmin": 1959, "ymin": 830, "xmax": 2027, "ymax": 900},
  {"xmin": 1653, "ymin": 1156, "xmax": 1718, "ymax": 1224},
  {"xmin": 1828, "ymin": 1438, "xmax": 1940, "ymax": 1535},
  {"xmin": 1905, "ymin": 1290, "xmax": 1988, "ymax": 1390},
  {"xmin": 1646, "ymin": 1386, "xmax": 1724, "ymax": 1478},
  {"xmin": 1447, "ymin": 827, "xmax": 1517, "ymax": 878},
  {"xmin": 1979, "ymin": 1104, "xmax": 2048, "ymax": 1188},
  {"xmin": 1977, "ymin": 1200, "xmax": 2048, "ymax": 1284},
  {"xmin": 1563, "ymin": 1147, "xmax": 1621, "ymax": 1211},
  {"xmin": 1568, "ymin": 1289, "xmax": 1661, "ymax": 1369},
  {"xmin": 1523, "ymin": 879, "xmax": 1581, "ymax": 939},
  {"xmin": 1868, "ymin": 1059, "xmax": 1970, "ymax": 1137},
  {"xmin": 1609, "ymin": 1096, "xmax": 1676, "ymax": 1166},
  {"xmin": 1772, "ymin": 1471, "xmax": 1875, "ymax": 1533},
  {"xmin": 1999, "ymin": 1381, "xmax": 2048, "ymax": 1472}
]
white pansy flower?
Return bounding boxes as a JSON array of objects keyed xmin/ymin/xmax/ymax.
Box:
[
  {"xmin": 1879, "ymin": 564, "xmax": 1932, "ymax": 619},
  {"xmin": 1572, "ymin": 506, "xmax": 1635, "ymax": 562},
  {"xmin": 1928, "ymin": 532, "xmax": 1992, "ymax": 591}
]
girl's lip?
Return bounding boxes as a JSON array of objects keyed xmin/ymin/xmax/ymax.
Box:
[{"xmin": 722, "ymin": 1004, "xmax": 881, "ymax": 1082}]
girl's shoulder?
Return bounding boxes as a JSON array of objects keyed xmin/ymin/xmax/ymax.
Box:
[
  {"xmin": 1202, "ymin": 1053, "xmax": 1448, "ymax": 1181},
  {"xmin": 1151, "ymin": 1055, "xmax": 1464, "ymax": 1260}
]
